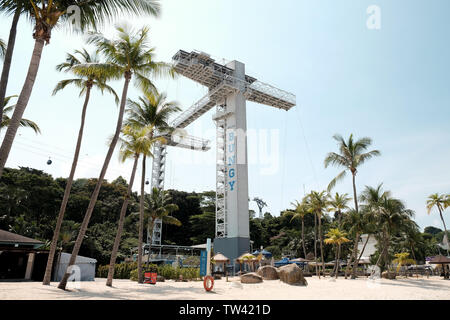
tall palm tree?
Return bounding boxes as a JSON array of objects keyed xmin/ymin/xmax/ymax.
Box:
[
  {"xmin": 327, "ymin": 192, "xmax": 351, "ymax": 227},
  {"xmin": 307, "ymin": 191, "xmax": 329, "ymax": 277},
  {"xmin": 325, "ymin": 228, "xmax": 350, "ymax": 279},
  {"xmin": 42, "ymin": 49, "xmax": 118, "ymax": 285},
  {"xmin": 124, "ymin": 91, "xmax": 180, "ymax": 283},
  {"xmin": 426, "ymin": 193, "xmax": 450, "ymax": 256},
  {"xmin": 0, "ymin": 0, "xmax": 32, "ymax": 122},
  {"xmin": 1, "ymin": 95, "xmax": 40, "ymax": 133},
  {"xmin": 0, "ymin": 0, "xmax": 161, "ymax": 178},
  {"xmin": 106, "ymin": 124, "xmax": 164, "ymax": 287},
  {"xmin": 58, "ymin": 25, "xmax": 173, "ymax": 290},
  {"xmin": 141, "ymin": 187, "xmax": 181, "ymax": 266},
  {"xmin": 286, "ymin": 200, "xmax": 309, "ymax": 259},
  {"xmin": 324, "ymin": 134, "xmax": 380, "ymax": 213}
]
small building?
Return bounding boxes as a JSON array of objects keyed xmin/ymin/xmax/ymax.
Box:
[
  {"xmin": 0, "ymin": 229, "xmax": 97, "ymax": 282},
  {"xmin": 53, "ymin": 252, "xmax": 97, "ymax": 282},
  {"xmin": 0, "ymin": 229, "xmax": 47, "ymax": 281}
]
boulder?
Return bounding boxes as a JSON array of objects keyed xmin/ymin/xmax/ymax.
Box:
[
  {"xmin": 257, "ymin": 266, "xmax": 279, "ymax": 280},
  {"xmin": 241, "ymin": 273, "xmax": 263, "ymax": 284},
  {"xmin": 157, "ymin": 275, "xmax": 165, "ymax": 282},
  {"xmin": 278, "ymin": 264, "xmax": 308, "ymax": 286},
  {"xmin": 382, "ymin": 271, "xmax": 396, "ymax": 280}
]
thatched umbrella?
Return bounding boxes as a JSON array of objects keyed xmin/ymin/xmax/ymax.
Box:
[
  {"xmin": 236, "ymin": 253, "xmax": 256, "ymax": 273},
  {"xmin": 213, "ymin": 252, "xmax": 230, "ymax": 281},
  {"xmin": 429, "ymin": 255, "xmax": 450, "ymax": 279}
]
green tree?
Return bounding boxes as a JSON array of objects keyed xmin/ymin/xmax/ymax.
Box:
[
  {"xmin": 1, "ymin": 95, "xmax": 40, "ymax": 134},
  {"xmin": 307, "ymin": 191, "xmax": 329, "ymax": 277},
  {"xmin": 43, "ymin": 49, "xmax": 118, "ymax": 285},
  {"xmin": 0, "ymin": 0, "xmax": 161, "ymax": 178},
  {"xmin": 324, "ymin": 134, "xmax": 380, "ymax": 213},
  {"xmin": 124, "ymin": 91, "xmax": 180, "ymax": 282},
  {"xmin": 284, "ymin": 200, "xmax": 309, "ymax": 259},
  {"xmin": 0, "ymin": 0, "xmax": 33, "ymax": 122},
  {"xmin": 392, "ymin": 252, "xmax": 415, "ymax": 277},
  {"xmin": 327, "ymin": 192, "xmax": 351, "ymax": 227},
  {"xmin": 141, "ymin": 187, "xmax": 181, "ymax": 266},
  {"xmin": 106, "ymin": 124, "xmax": 163, "ymax": 286},
  {"xmin": 58, "ymin": 25, "xmax": 170, "ymax": 290},
  {"xmin": 324, "ymin": 228, "xmax": 350, "ymax": 279},
  {"xmin": 426, "ymin": 193, "xmax": 450, "ymax": 256}
]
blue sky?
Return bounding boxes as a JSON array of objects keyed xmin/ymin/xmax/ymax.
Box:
[{"xmin": 1, "ymin": 0, "xmax": 449, "ymax": 231}]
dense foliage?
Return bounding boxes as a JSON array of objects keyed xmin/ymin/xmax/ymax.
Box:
[{"xmin": 0, "ymin": 167, "xmax": 447, "ymax": 269}]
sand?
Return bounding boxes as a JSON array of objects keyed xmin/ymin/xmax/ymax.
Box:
[{"xmin": 0, "ymin": 276, "xmax": 449, "ymax": 300}]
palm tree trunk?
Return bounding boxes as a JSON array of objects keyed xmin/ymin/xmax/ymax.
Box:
[
  {"xmin": 332, "ymin": 244, "xmax": 338, "ymax": 276},
  {"xmin": 0, "ymin": 5, "xmax": 21, "ymax": 121},
  {"xmin": 318, "ymin": 214, "xmax": 325, "ymax": 277},
  {"xmin": 314, "ymin": 213, "xmax": 319, "ymax": 278},
  {"xmin": 352, "ymin": 173, "xmax": 358, "ymax": 213},
  {"xmin": 57, "ymin": 74, "xmax": 131, "ymax": 290},
  {"xmin": 351, "ymin": 233, "xmax": 361, "ymax": 279},
  {"xmin": 346, "ymin": 232, "xmax": 359, "ymax": 279},
  {"xmin": 43, "ymin": 85, "xmax": 92, "ymax": 285},
  {"xmin": 357, "ymin": 234, "xmax": 370, "ymax": 263},
  {"xmin": 438, "ymin": 207, "xmax": 450, "ymax": 256},
  {"xmin": 301, "ymin": 218, "xmax": 307, "ymax": 259},
  {"xmin": 335, "ymin": 244, "xmax": 341, "ymax": 279},
  {"xmin": 0, "ymin": 38, "xmax": 45, "ymax": 178},
  {"xmin": 137, "ymin": 155, "xmax": 146, "ymax": 283},
  {"xmin": 146, "ymin": 218, "xmax": 155, "ymax": 266},
  {"xmin": 106, "ymin": 155, "xmax": 139, "ymax": 287}
]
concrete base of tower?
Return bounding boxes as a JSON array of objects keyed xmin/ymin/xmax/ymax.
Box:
[{"xmin": 214, "ymin": 237, "xmax": 250, "ymax": 275}]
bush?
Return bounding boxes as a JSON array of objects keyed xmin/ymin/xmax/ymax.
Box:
[
  {"xmin": 96, "ymin": 262, "xmax": 137, "ymax": 279},
  {"xmin": 129, "ymin": 264, "xmax": 200, "ymax": 281}
]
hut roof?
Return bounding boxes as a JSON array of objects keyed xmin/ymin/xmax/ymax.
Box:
[
  {"xmin": 0, "ymin": 229, "xmax": 44, "ymax": 245},
  {"xmin": 236, "ymin": 253, "xmax": 256, "ymax": 262},
  {"xmin": 428, "ymin": 255, "xmax": 450, "ymax": 264},
  {"xmin": 213, "ymin": 253, "xmax": 229, "ymax": 262}
]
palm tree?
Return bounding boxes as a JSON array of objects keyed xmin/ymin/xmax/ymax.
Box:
[
  {"xmin": 327, "ymin": 192, "xmax": 351, "ymax": 227},
  {"xmin": 325, "ymin": 228, "xmax": 350, "ymax": 279},
  {"xmin": 141, "ymin": 187, "xmax": 181, "ymax": 266},
  {"xmin": 0, "ymin": 0, "xmax": 162, "ymax": 178},
  {"xmin": 106, "ymin": 124, "xmax": 164, "ymax": 287},
  {"xmin": 42, "ymin": 49, "xmax": 118, "ymax": 285},
  {"xmin": 373, "ymin": 197, "xmax": 414, "ymax": 272},
  {"xmin": 0, "ymin": 0, "xmax": 32, "ymax": 122},
  {"xmin": 286, "ymin": 200, "xmax": 309, "ymax": 259},
  {"xmin": 392, "ymin": 252, "xmax": 415, "ymax": 277},
  {"xmin": 0, "ymin": 38, "xmax": 5, "ymax": 58},
  {"xmin": 307, "ymin": 191, "xmax": 329, "ymax": 277},
  {"xmin": 426, "ymin": 193, "xmax": 450, "ymax": 256},
  {"xmin": 58, "ymin": 25, "xmax": 173, "ymax": 290},
  {"xmin": 124, "ymin": 91, "xmax": 180, "ymax": 283},
  {"xmin": 1, "ymin": 95, "xmax": 40, "ymax": 134},
  {"xmin": 324, "ymin": 134, "xmax": 380, "ymax": 213},
  {"xmin": 342, "ymin": 209, "xmax": 365, "ymax": 279}
]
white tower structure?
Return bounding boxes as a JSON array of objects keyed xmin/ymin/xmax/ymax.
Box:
[{"xmin": 151, "ymin": 50, "xmax": 296, "ymax": 263}]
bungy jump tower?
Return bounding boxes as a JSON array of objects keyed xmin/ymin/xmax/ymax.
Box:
[{"xmin": 149, "ymin": 50, "xmax": 296, "ymax": 264}]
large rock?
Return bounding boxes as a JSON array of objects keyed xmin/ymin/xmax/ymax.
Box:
[
  {"xmin": 241, "ymin": 273, "xmax": 264, "ymax": 284},
  {"xmin": 381, "ymin": 271, "xmax": 396, "ymax": 280},
  {"xmin": 278, "ymin": 264, "xmax": 308, "ymax": 286},
  {"xmin": 257, "ymin": 266, "xmax": 279, "ymax": 280}
]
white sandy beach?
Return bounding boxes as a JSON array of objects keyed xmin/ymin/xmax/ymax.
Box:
[{"xmin": 0, "ymin": 277, "xmax": 449, "ymax": 300}]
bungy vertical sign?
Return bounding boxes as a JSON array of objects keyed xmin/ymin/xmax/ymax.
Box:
[
  {"xmin": 200, "ymin": 250, "xmax": 207, "ymax": 277},
  {"xmin": 206, "ymin": 238, "xmax": 212, "ymax": 276}
]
